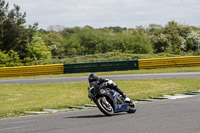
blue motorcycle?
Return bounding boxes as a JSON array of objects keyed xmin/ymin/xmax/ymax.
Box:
[{"xmin": 89, "ymin": 84, "xmax": 136, "ymax": 116}]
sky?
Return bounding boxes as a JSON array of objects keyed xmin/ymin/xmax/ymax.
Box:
[{"xmin": 8, "ymin": 0, "xmax": 200, "ymax": 30}]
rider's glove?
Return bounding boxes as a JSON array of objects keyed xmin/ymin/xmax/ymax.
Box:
[
  {"xmin": 107, "ymin": 80, "xmax": 118, "ymax": 89},
  {"xmin": 101, "ymin": 79, "xmax": 114, "ymax": 86}
]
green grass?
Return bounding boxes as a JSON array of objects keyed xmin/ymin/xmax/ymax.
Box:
[
  {"xmin": 1, "ymin": 66, "xmax": 200, "ymax": 80},
  {"xmin": 1, "ymin": 79, "xmax": 200, "ymax": 118}
]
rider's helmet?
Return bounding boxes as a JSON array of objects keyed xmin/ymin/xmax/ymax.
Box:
[{"xmin": 88, "ymin": 73, "xmax": 98, "ymax": 83}]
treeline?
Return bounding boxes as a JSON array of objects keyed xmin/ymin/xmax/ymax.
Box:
[
  {"xmin": 59, "ymin": 23, "xmax": 200, "ymax": 55},
  {"xmin": 0, "ymin": 0, "xmax": 200, "ymax": 67}
]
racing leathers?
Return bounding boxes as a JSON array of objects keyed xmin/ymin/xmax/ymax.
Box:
[{"xmin": 88, "ymin": 78, "xmax": 127, "ymax": 100}]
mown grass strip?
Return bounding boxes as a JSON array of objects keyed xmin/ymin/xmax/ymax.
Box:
[{"xmin": 0, "ymin": 78, "xmax": 200, "ymax": 118}]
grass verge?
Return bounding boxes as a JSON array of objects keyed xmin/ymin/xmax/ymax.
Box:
[{"xmin": 0, "ymin": 78, "xmax": 200, "ymax": 118}]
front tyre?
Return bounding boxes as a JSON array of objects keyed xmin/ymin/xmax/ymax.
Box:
[
  {"xmin": 127, "ymin": 101, "xmax": 136, "ymax": 113},
  {"xmin": 96, "ymin": 97, "xmax": 114, "ymax": 116}
]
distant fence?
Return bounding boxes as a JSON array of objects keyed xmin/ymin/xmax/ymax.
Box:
[
  {"xmin": 0, "ymin": 64, "xmax": 63, "ymax": 77},
  {"xmin": 138, "ymin": 56, "xmax": 200, "ymax": 69},
  {"xmin": 64, "ymin": 60, "xmax": 138, "ymax": 73},
  {"xmin": 0, "ymin": 56, "xmax": 200, "ymax": 78}
]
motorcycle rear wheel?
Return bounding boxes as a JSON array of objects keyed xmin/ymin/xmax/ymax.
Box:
[{"xmin": 96, "ymin": 97, "xmax": 114, "ymax": 116}]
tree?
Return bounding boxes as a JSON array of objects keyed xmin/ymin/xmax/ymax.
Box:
[
  {"xmin": 0, "ymin": 0, "xmax": 9, "ymax": 46},
  {"xmin": 186, "ymin": 30, "xmax": 200, "ymax": 51},
  {"xmin": 113, "ymin": 33, "xmax": 153, "ymax": 54},
  {"xmin": 0, "ymin": 0, "xmax": 37, "ymax": 59},
  {"xmin": 150, "ymin": 21, "xmax": 194, "ymax": 54},
  {"xmin": 63, "ymin": 27, "xmax": 113, "ymax": 55},
  {"xmin": 26, "ymin": 31, "xmax": 51, "ymax": 61},
  {"xmin": 41, "ymin": 31, "xmax": 64, "ymax": 56},
  {"xmin": 47, "ymin": 25, "xmax": 65, "ymax": 32},
  {"xmin": 61, "ymin": 26, "xmax": 81, "ymax": 38},
  {"xmin": 0, "ymin": 50, "xmax": 21, "ymax": 67},
  {"xmin": 148, "ymin": 24, "xmax": 163, "ymax": 33},
  {"xmin": 151, "ymin": 33, "xmax": 169, "ymax": 53},
  {"xmin": 130, "ymin": 34, "xmax": 153, "ymax": 54}
]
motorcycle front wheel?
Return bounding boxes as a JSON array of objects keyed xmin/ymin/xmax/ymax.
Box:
[
  {"xmin": 96, "ymin": 97, "xmax": 114, "ymax": 116},
  {"xmin": 127, "ymin": 101, "xmax": 136, "ymax": 113}
]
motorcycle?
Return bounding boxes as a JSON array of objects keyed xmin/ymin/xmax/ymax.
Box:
[{"xmin": 88, "ymin": 84, "xmax": 136, "ymax": 116}]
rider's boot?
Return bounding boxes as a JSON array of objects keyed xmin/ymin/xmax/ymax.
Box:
[
  {"xmin": 122, "ymin": 93, "xmax": 132, "ymax": 103},
  {"xmin": 113, "ymin": 86, "xmax": 132, "ymax": 103}
]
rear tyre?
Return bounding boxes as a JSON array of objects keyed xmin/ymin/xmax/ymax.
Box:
[{"xmin": 96, "ymin": 97, "xmax": 114, "ymax": 116}]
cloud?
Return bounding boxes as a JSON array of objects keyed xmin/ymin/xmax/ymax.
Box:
[{"xmin": 8, "ymin": 0, "xmax": 200, "ymax": 29}]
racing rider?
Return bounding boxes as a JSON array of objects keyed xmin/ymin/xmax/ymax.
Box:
[{"xmin": 88, "ymin": 73, "xmax": 131, "ymax": 103}]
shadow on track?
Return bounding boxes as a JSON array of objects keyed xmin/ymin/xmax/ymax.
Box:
[
  {"xmin": 66, "ymin": 113, "xmax": 126, "ymax": 119},
  {"xmin": 66, "ymin": 114, "xmax": 105, "ymax": 119}
]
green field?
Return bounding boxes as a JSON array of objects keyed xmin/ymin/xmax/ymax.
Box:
[{"xmin": 1, "ymin": 78, "xmax": 200, "ymax": 118}]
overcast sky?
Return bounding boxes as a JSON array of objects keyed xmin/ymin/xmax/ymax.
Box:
[{"xmin": 8, "ymin": 0, "xmax": 200, "ymax": 30}]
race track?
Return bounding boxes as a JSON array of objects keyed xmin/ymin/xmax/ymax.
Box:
[{"xmin": 0, "ymin": 95, "xmax": 200, "ymax": 133}]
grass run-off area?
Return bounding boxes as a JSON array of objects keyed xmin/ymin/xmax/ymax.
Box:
[{"xmin": 0, "ymin": 78, "xmax": 200, "ymax": 118}]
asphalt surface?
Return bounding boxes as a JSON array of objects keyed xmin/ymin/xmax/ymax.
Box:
[
  {"xmin": 0, "ymin": 72, "xmax": 200, "ymax": 84},
  {"xmin": 0, "ymin": 95, "xmax": 200, "ymax": 133}
]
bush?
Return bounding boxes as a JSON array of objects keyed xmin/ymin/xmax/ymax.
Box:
[{"xmin": 0, "ymin": 50, "xmax": 22, "ymax": 67}]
